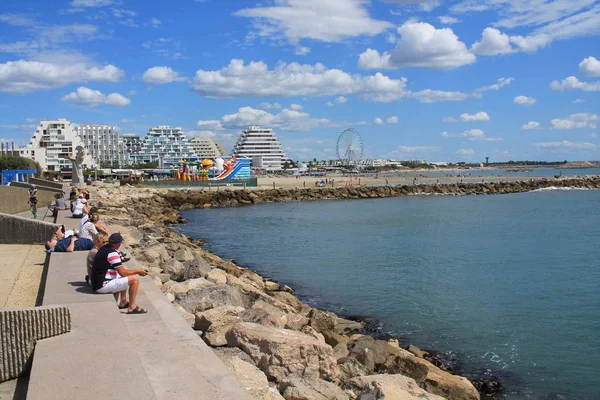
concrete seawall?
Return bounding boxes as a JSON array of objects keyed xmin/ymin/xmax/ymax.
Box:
[
  {"xmin": 0, "ymin": 213, "xmax": 57, "ymax": 244},
  {"xmin": 0, "ymin": 185, "xmax": 57, "ymax": 214}
]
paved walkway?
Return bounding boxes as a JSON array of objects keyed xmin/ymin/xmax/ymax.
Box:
[
  {"xmin": 25, "ymin": 209, "xmax": 255, "ymax": 400},
  {"xmin": 0, "ymin": 244, "xmax": 46, "ymax": 308}
]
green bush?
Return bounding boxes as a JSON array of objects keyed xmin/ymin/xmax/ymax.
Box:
[{"xmin": 0, "ymin": 155, "xmax": 41, "ymax": 175}]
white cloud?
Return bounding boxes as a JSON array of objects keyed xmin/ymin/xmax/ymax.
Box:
[
  {"xmin": 127, "ymin": 89, "xmax": 137, "ymax": 96},
  {"xmin": 514, "ymin": 95, "xmax": 537, "ymax": 105},
  {"xmin": 142, "ymin": 66, "xmax": 186, "ymax": 84},
  {"xmin": 0, "ymin": 60, "xmax": 123, "ymax": 93},
  {"xmin": 192, "ymin": 59, "xmax": 408, "ymax": 102},
  {"xmin": 535, "ymin": 141, "xmax": 597, "ymax": 150},
  {"xmin": 151, "ymin": 18, "xmax": 161, "ymax": 28},
  {"xmin": 409, "ymin": 89, "xmax": 470, "ymax": 103},
  {"xmin": 192, "ymin": 59, "xmax": 472, "ymax": 104},
  {"xmin": 521, "ymin": 121, "xmax": 542, "ymax": 130},
  {"xmin": 62, "ymin": 86, "xmax": 130, "ymax": 107},
  {"xmin": 438, "ymin": 16, "xmax": 460, "ymax": 24},
  {"xmin": 335, "ymin": 96, "xmax": 348, "ymax": 104},
  {"xmin": 259, "ymin": 102, "xmax": 282, "ymax": 109},
  {"xmin": 358, "ymin": 22, "xmax": 476, "ymax": 70},
  {"xmin": 475, "ymin": 77, "xmax": 514, "ymax": 92},
  {"xmin": 198, "ymin": 106, "xmax": 333, "ymax": 132},
  {"xmin": 441, "ymin": 128, "xmax": 503, "ymax": 141},
  {"xmin": 70, "ymin": 0, "xmax": 115, "ymax": 7},
  {"xmin": 443, "ymin": 116, "xmax": 457, "ymax": 122},
  {"xmin": 387, "ymin": 116, "xmax": 399, "ymax": 124},
  {"xmin": 374, "ymin": 117, "xmax": 384, "ymax": 125},
  {"xmin": 549, "ymin": 76, "xmax": 600, "ymax": 91},
  {"xmin": 451, "ymin": 0, "xmax": 600, "ymax": 51},
  {"xmin": 457, "ymin": 148, "xmax": 475, "ymax": 155},
  {"xmin": 326, "ymin": 101, "xmax": 334, "ymax": 107},
  {"xmin": 550, "ymin": 113, "xmax": 598, "ymax": 130},
  {"xmin": 509, "ymin": 34, "xmax": 552, "ymax": 52},
  {"xmin": 579, "ymin": 56, "xmax": 600, "ymax": 77},
  {"xmin": 289, "ymin": 104, "xmax": 303, "ymax": 110},
  {"xmin": 141, "ymin": 38, "xmax": 185, "ymax": 60},
  {"xmin": 574, "ymin": 98, "xmax": 585, "ymax": 103},
  {"xmin": 471, "ymin": 27, "xmax": 514, "ymax": 55},
  {"xmin": 234, "ymin": 0, "xmax": 393, "ymax": 45},
  {"xmin": 460, "ymin": 111, "xmax": 490, "ymax": 122}
]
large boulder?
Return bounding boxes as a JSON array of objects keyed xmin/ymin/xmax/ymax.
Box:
[
  {"xmin": 334, "ymin": 317, "xmax": 363, "ymax": 336},
  {"xmin": 347, "ymin": 336, "xmax": 429, "ymax": 384},
  {"xmin": 240, "ymin": 300, "xmax": 288, "ymax": 328},
  {"xmin": 183, "ymin": 257, "xmax": 213, "ymax": 280},
  {"xmin": 194, "ymin": 306, "xmax": 245, "ymax": 347},
  {"xmin": 224, "ymin": 357, "xmax": 285, "ymax": 400},
  {"xmin": 348, "ymin": 337, "xmax": 479, "ymax": 400},
  {"xmin": 175, "ymin": 285, "xmax": 250, "ymax": 314},
  {"xmin": 423, "ymin": 366, "xmax": 480, "ymax": 400},
  {"xmin": 137, "ymin": 243, "xmax": 170, "ymax": 264},
  {"xmin": 337, "ymin": 357, "xmax": 371, "ymax": 384},
  {"xmin": 163, "ymin": 259, "xmax": 185, "ymax": 281},
  {"xmin": 239, "ymin": 269, "xmax": 265, "ymax": 290},
  {"xmin": 174, "ymin": 247, "xmax": 195, "ymax": 262},
  {"xmin": 309, "ymin": 309, "xmax": 338, "ymax": 334},
  {"xmin": 226, "ymin": 322, "xmax": 339, "ymax": 383},
  {"xmin": 285, "ymin": 314, "xmax": 310, "ymax": 331},
  {"xmin": 272, "ymin": 292, "xmax": 311, "ymax": 315},
  {"xmin": 279, "ymin": 375, "xmax": 349, "ymax": 400},
  {"xmin": 207, "ymin": 268, "xmax": 228, "ymax": 285},
  {"xmin": 349, "ymin": 374, "xmax": 446, "ymax": 400}
]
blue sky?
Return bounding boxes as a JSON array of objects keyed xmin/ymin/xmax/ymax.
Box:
[{"xmin": 0, "ymin": 0, "xmax": 598, "ymax": 162}]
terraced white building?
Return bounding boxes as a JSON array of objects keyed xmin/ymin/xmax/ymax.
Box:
[
  {"xmin": 232, "ymin": 126, "xmax": 286, "ymax": 170},
  {"xmin": 131, "ymin": 126, "xmax": 196, "ymax": 168}
]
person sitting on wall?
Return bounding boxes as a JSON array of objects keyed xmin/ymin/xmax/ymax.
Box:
[
  {"xmin": 86, "ymin": 233, "xmax": 129, "ymax": 309},
  {"xmin": 48, "ymin": 193, "xmax": 66, "ymax": 216},
  {"xmin": 72, "ymin": 194, "xmax": 88, "ymax": 218},
  {"xmin": 45, "ymin": 234, "xmax": 93, "ymax": 253},
  {"xmin": 80, "ymin": 214, "xmax": 99, "ymax": 240},
  {"xmin": 91, "ymin": 233, "xmax": 148, "ymax": 314}
]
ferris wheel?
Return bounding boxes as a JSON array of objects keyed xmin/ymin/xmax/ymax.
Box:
[{"xmin": 336, "ymin": 128, "xmax": 363, "ymax": 165}]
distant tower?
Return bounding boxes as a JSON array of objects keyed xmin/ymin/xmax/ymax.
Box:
[{"xmin": 485, "ymin": 156, "xmax": 489, "ymax": 165}]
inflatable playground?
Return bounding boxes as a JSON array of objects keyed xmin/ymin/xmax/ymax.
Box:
[{"xmin": 175, "ymin": 157, "xmax": 251, "ymax": 181}]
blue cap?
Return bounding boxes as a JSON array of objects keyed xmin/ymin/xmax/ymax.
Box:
[{"xmin": 108, "ymin": 233, "xmax": 123, "ymax": 244}]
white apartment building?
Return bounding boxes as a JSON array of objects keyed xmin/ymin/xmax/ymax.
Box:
[
  {"xmin": 131, "ymin": 126, "xmax": 196, "ymax": 168},
  {"xmin": 19, "ymin": 118, "xmax": 94, "ymax": 171},
  {"xmin": 188, "ymin": 137, "xmax": 227, "ymax": 159},
  {"xmin": 232, "ymin": 126, "xmax": 286, "ymax": 170},
  {"xmin": 74, "ymin": 124, "xmax": 128, "ymax": 167},
  {"xmin": 122, "ymin": 133, "xmax": 143, "ymax": 160}
]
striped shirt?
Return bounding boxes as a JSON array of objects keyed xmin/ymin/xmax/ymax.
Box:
[{"xmin": 91, "ymin": 244, "xmax": 123, "ymax": 291}]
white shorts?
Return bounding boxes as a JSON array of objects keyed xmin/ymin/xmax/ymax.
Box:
[{"xmin": 96, "ymin": 277, "xmax": 129, "ymax": 294}]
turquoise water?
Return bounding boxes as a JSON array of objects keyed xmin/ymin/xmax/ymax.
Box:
[{"xmin": 180, "ymin": 189, "xmax": 600, "ymax": 399}]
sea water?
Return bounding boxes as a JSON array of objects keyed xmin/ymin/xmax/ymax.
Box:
[{"xmin": 180, "ymin": 189, "xmax": 600, "ymax": 399}]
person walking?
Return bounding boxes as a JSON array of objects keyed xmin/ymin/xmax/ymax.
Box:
[{"xmin": 28, "ymin": 184, "xmax": 38, "ymax": 217}]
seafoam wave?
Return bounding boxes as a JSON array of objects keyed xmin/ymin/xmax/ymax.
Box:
[{"xmin": 530, "ymin": 186, "xmax": 597, "ymax": 192}]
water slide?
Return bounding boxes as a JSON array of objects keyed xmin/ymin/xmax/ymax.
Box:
[{"xmin": 213, "ymin": 158, "xmax": 250, "ymax": 180}]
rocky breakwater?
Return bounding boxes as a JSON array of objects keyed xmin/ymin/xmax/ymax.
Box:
[
  {"xmin": 93, "ymin": 186, "xmax": 482, "ymax": 400},
  {"xmin": 158, "ymin": 176, "xmax": 600, "ymax": 208}
]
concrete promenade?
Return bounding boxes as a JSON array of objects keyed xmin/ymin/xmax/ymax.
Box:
[
  {"xmin": 25, "ymin": 209, "xmax": 255, "ymax": 399},
  {"xmin": 0, "ymin": 245, "xmax": 46, "ymax": 308}
]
